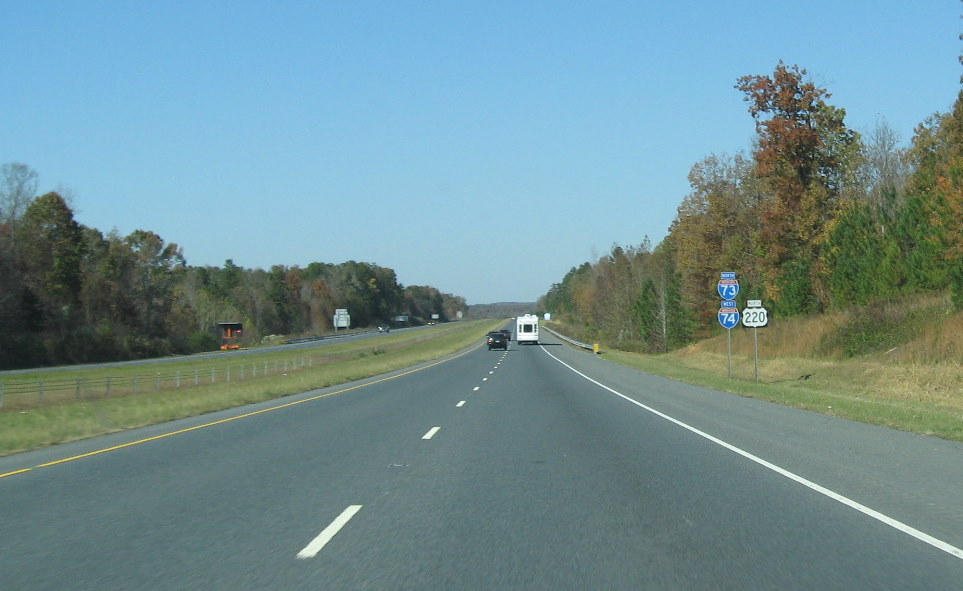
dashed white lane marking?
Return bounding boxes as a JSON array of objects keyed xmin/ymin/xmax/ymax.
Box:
[
  {"xmin": 456, "ymin": 401, "xmax": 466, "ymax": 407},
  {"xmin": 540, "ymin": 346, "xmax": 963, "ymax": 562},
  {"xmin": 296, "ymin": 505, "xmax": 362, "ymax": 559},
  {"xmin": 473, "ymin": 386, "xmax": 480, "ymax": 391},
  {"xmin": 422, "ymin": 426, "xmax": 441, "ymax": 440}
]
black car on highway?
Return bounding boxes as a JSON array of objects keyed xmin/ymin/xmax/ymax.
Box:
[{"xmin": 487, "ymin": 331, "xmax": 508, "ymax": 350}]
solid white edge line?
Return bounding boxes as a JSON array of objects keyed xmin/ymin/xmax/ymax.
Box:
[
  {"xmin": 540, "ymin": 345, "xmax": 963, "ymax": 561},
  {"xmin": 296, "ymin": 504, "xmax": 363, "ymax": 559},
  {"xmin": 423, "ymin": 426, "xmax": 441, "ymax": 440}
]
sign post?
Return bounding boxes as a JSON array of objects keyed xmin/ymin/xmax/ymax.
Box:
[
  {"xmin": 717, "ymin": 273, "xmax": 740, "ymax": 379},
  {"xmin": 742, "ymin": 299, "xmax": 768, "ymax": 381}
]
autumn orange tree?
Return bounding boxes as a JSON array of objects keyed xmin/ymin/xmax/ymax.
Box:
[
  {"xmin": 735, "ymin": 62, "xmax": 860, "ymax": 315},
  {"xmin": 541, "ymin": 57, "xmax": 963, "ymax": 350},
  {"xmin": 541, "ymin": 262, "xmax": 597, "ymax": 329},
  {"xmin": 670, "ymin": 152, "xmax": 765, "ymax": 327},
  {"xmin": 539, "ymin": 241, "xmax": 694, "ymax": 351},
  {"xmin": 593, "ymin": 245, "xmax": 640, "ymax": 343}
]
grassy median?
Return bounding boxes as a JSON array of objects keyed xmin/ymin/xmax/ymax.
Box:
[{"xmin": 0, "ymin": 320, "xmax": 505, "ymax": 456}]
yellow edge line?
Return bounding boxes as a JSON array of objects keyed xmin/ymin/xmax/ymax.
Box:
[{"xmin": 1, "ymin": 343, "xmax": 480, "ymax": 479}]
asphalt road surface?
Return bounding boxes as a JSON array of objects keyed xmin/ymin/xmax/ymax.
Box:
[{"xmin": 1, "ymin": 328, "xmax": 961, "ymax": 589}]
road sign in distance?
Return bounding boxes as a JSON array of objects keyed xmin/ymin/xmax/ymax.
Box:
[{"xmin": 742, "ymin": 307, "xmax": 768, "ymax": 328}]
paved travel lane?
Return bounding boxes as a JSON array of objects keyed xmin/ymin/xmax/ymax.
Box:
[{"xmin": 1, "ymin": 330, "xmax": 960, "ymax": 589}]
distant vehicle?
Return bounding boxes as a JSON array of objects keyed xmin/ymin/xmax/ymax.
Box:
[
  {"xmin": 500, "ymin": 329, "xmax": 512, "ymax": 341},
  {"xmin": 377, "ymin": 324, "xmax": 390, "ymax": 333},
  {"xmin": 487, "ymin": 332, "xmax": 508, "ymax": 350},
  {"xmin": 516, "ymin": 314, "xmax": 539, "ymax": 344}
]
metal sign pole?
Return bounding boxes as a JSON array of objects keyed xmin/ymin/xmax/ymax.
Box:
[
  {"xmin": 727, "ymin": 328, "xmax": 732, "ymax": 379},
  {"xmin": 718, "ymin": 272, "xmax": 740, "ymax": 380},
  {"xmin": 753, "ymin": 327, "xmax": 759, "ymax": 381},
  {"xmin": 742, "ymin": 300, "xmax": 768, "ymax": 381}
]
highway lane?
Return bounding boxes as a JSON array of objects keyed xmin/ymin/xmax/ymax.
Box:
[{"xmin": 0, "ymin": 329, "xmax": 961, "ymax": 589}]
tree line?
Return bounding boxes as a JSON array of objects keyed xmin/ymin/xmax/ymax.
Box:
[
  {"xmin": 0, "ymin": 172, "xmax": 465, "ymax": 370},
  {"xmin": 540, "ymin": 61, "xmax": 963, "ymax": 353}
]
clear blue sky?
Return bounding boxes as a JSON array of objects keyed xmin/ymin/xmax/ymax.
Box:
[{"xmin": 3, "ymin": 1, "xmax": 959, "ymax": 304}]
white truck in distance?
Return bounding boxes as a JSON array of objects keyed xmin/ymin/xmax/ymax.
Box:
[{"xmin": 515, "ymin": 314, "xmax": 539, "ymax": 344}]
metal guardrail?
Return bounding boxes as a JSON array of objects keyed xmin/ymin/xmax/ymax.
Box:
[
  {"xmin": 544, "ymin": 327, "xmax": 597, "ymax": 352},
  {"xmin": 283, "ymin": 329, "xmax": 378, "ymax": 345}
]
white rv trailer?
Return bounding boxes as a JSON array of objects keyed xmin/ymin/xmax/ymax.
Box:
[{"xmin": 515, "ymin": 314, "xmax": 539, "ymax": 344}]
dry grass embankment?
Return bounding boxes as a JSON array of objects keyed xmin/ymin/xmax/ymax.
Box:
[{"xmin": 555, "ymin": 293, "xmax": 963, "ymax": 442}]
